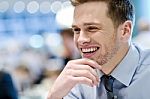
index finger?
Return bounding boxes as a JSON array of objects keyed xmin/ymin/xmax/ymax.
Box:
[{"xmin": 72, "ymin": 58, "xmax": 102, "ymax": 70}]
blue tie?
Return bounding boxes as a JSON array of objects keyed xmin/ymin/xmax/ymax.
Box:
[{"xmin": 102, "ymin": 75, "xmax": 115, "ymax": 99}]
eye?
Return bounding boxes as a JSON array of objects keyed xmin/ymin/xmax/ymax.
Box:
[
  {"xmin": 86, "ymin": 26, "xmax": 99, "ymax": 32},
  {"xmin": 72, "ymin": 28, "xmax": 81, "ymax": 34}
]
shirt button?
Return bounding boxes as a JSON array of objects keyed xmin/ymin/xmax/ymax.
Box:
[{"xmin": 114, "ymin": 95, "xmax": 118, "ymax": 99}]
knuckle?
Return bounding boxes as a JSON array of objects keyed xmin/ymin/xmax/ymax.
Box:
[
  {"xmin": 65, "ymin": 65, "xmax": 71, "ymax": 69},
  {"xmin": 66, "ymin": 61, "xmax": 74, "ymax": 69},
  {"xmin": 87, "ymin": 66, "xmax": 91, "ymax": 71},
  {"xmin": 81, "ymin": 77, "xmax": 91, "ymax": 83},
  {"xmin": 67, "ymin": 60, "xmax": 72, "ymax": 65},
  {"xmin": 84, "ymin": 70, "xmax": 90, "ymax": 75},
  {"xmin": 66, "ymin": 75, "xmax": 73, "ymax": 82},
  {"xmin": 65, "ymin": 69, "xmax": 72, "ymax": 75},
  {"xmin": 82, "ymin": 58, "xmax": 87, "ymax": 62},
  {"xmin": 77, "ymin": 77, "xmax": 86, "ymax": 83}
]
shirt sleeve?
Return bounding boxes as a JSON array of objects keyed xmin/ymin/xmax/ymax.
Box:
[{"xmin": 63, "ymin": 84, "xmax": 83, "ymax": 99}]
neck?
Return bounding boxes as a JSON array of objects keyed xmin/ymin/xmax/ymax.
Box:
[{"xmin": 101, "ymin": 44, "xmax": 130, "ymax": 75}]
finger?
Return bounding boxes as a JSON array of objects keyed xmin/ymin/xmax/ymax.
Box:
[
  {"xmin": 69, "ymin": 69, "xmax": 99, "ymax": 86},
  {"xmin": 70, "ymin": 64, "xmax": 99, "ymax": 78},
  {"xmin": 71, "ymin": 58, "xmax": 102, "ymax": 70},
  {"xmin": 73, "ymin": 76, "xmax": 94, "ymax": 87}
]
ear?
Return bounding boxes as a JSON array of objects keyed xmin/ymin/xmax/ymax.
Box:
[{"xmin": 120, "ymin": 20, "xmax": 132, "ymax": 41}]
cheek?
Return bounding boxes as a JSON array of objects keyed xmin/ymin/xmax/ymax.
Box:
[
  {"xmin": 98, "ymin": 35, "xmax": 117, "ymax": 54},
  {"xmin": 99, "ymin": 44, "xmax": 108, "ymax": 56}
]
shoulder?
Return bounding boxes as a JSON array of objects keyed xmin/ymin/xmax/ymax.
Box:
[
  {"xmin": 132, "ymin": 46, "xmax": 150, "ymax": 79},
  {"xmin": 0, "ymin": 71, "xmax": 12, "ymax": 82},
  {"xmin": 133, "ymin": 44, "xmax": 150, "ymax": 65},
  {"xmin": 131, "ymin": 44, "xmax": 150, "ymax": 74}
]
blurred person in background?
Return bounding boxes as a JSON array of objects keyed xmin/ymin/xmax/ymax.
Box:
[
  {"xmin": 0, "ymin": 70, "xmax": 18, "ymax": 99},
  {"xmin": 60, "ymin": 28, "xmax": 80, "ymax": 65},
  {"xmin": 47, "ymin": 0, "xmax": 150, "ymax": 99},
  {"xmin": 18, "ymin": 47, "xmax": 47, "ymax": 85},
  {"xmin": 12, "ymin": 64, "xmax": 32, "ymax": 93},
  {"xmin": 133, "ymin": 18, "xmax": 150, "ymax": 49}
]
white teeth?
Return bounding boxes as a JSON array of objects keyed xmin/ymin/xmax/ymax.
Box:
[{"xmin": 82, "ymin": 47, "xmax": 98, "ymax": 53}]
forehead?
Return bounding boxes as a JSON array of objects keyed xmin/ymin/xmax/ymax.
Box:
[{"xmin": 73, "ymin": 1, "xmax": 108, "ymax": 26}]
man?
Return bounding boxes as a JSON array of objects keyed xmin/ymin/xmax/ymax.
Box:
[
  {"xmin": 0, "ymin": 70, "xmax": 18, "ymax": 99},
  {"xmin": 48, "ymin": 0, "xmax": 150, "ymax": 99}
]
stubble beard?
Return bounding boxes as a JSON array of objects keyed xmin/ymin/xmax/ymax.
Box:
[{"xmin": 96, "ymin": 43, "xmax": 120, "ymax": 66}]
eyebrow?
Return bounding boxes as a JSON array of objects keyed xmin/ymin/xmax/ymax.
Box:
[
  {"xmin": 72, "ymin": 22, "xmax": 102, "ymax": 28},
  {"xmin": 72, "ymin": 25, "xmax": 77, "ymax": 28},
  {"xmin": 83, "ymin": 22, "xmax": 101, "ymax": 26}
]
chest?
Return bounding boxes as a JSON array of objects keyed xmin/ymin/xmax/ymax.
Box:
[{"xmin": 81, "ymin": 76, "xmax": 150, "ymax": 99}]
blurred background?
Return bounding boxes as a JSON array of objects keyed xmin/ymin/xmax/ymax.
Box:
[{"xmin": 0, "ymin": 0, "xmax": 150, "ymax": 99}]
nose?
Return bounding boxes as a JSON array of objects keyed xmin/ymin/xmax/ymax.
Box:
[{"xmin": 77, "ymin": 31, "xmax": 90, "ymax": 45}]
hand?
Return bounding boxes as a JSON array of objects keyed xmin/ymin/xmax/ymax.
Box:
[{"xmin": 47, "ymin": 58, "xmax": 102, "ymax": 99}]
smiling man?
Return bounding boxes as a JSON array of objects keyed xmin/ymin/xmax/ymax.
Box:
[{"xmin": 47, "ymin": 0, "xmax": 150, "ymax": 99}]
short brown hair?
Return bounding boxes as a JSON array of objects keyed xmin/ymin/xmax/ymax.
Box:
[
  {"xmin": 60, "ymin": 28, "xmax": 74, "ymax": 37},
  {"xmin": 70, "ymin": 0, "xmax": 135, "ymax": 27}
]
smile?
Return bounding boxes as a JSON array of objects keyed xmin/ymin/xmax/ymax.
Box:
[
  {"xmin": 81, "ymin": 47, "xmax": 99, "ymax": 53},
  {"xmin": 81, "ymin": 47, "xmax": 99, "ymax": 58}
]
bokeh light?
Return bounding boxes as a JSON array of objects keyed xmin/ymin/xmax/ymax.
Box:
[
  {"xmin": 27, "ymin": 1, "xmax": 39, "ymax": 14},
  {"xmin": 50, "ymin": 1, "xmax": 62, "ymax": 14},
  {"xmin": 13, "ymin": 1, "xmax": 25, "ymax": 13},
  {"xmin": 0, "ymin": 1, "xmax": 9, "ymax": 13},
  {"xmin": 56, "ymin": 5, "xmax": 74, "ymax": 28},
  {"xmin": 40, "ymin": 1, "xmax": 51, "ymax": 14},
  {"xmin": 29, "ymin": 34, "xmax": 44, "ymax": 48}
]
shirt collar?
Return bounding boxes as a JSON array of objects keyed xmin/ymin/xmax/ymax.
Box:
[{"xmin": 111, "ymin": 44, "xmax": 140, "ymax": 86}]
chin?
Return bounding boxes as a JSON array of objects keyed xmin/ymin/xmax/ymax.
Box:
[{"xmin": 96, "ymin": 58, "xmax": 108, "ymax": 65}]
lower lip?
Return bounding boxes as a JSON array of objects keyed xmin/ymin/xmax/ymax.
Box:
[{"xmin": 82, "ymin": 50, "xmax": 97, "ymax": 58}]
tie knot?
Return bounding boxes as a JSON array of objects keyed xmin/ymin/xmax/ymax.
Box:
[{"xmin": 102, "ymin": 75, "xmax": 115, "ymax": 92}]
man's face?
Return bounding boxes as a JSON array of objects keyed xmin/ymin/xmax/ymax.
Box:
[{"xmin": 72, "ymin": 2, "xmax": 121, "ymax": 65}]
